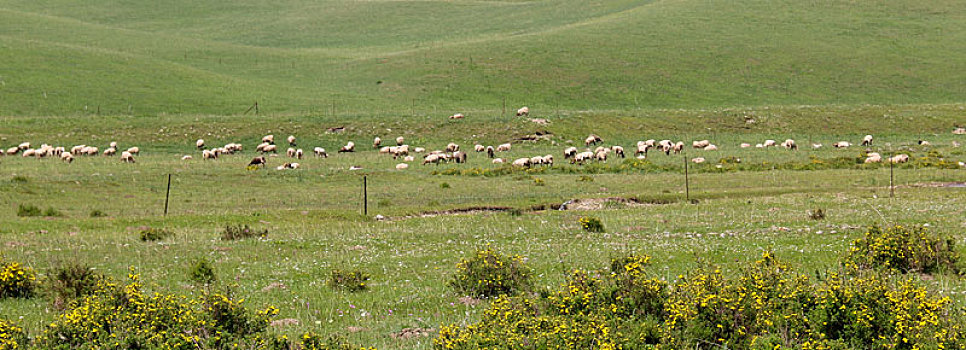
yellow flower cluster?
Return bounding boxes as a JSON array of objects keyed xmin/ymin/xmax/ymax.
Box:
[
  {"xmin": 845, "ymin": 225, "xmax": 959, "ymax": 274},
  {"xmin": 449, "ymin": 247, "xmax": 533, "ymax": 298},
  {"xmin": 0, "ymin": 260, "xmax": 36, "ymax": 299},
  {"xmin": 0, "ymin": 318, "xmax": 27, "ymax": 350}
]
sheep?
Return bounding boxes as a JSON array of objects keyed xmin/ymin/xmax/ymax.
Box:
[
  {"xmin": 954, "ymin": 127, "xmax": 966, "ymax": 135},
  {"xmin": 196, "ymin": 139, "xmax": 205, "ymax": 149},
  {"xmin": 262, "ymin": 135, "xmax": 274, "ymax": 144},
  {"xmin": 864, "ymin": 152, "xmax": 882, "ymax": 163},
  {"xmin": 516, "ymin": 106, "xmax": 529, "ymax": 117},
  {"xmin": 339, "ymin": 141, "xmax": 355, "ymax": 153},
  {"xmin": 248, "ymin": 156, "xmax": 267, "ymax": 167},
  {"xmin": 858, "ymin": 134, "xmax": 873, "ymax": 146},
  {"xmin": 833, "ymin": 141, "xmax": 851, "ymax": 148},
  {"xmin": 396, "ymin": 136, "xmax": 405, "ymax": 146},
  {"xmin": 692, "ymin": 140, "xmax": 710, "ymax": 149},
  {"xmin": 595, "ymin": 149, "xmax": 609, "ymax": 162},
  {"xmin": 70, "ymin": 145, "xmax": 85, "ymax": 155},
  {"xmin": 287, "ymin": 135, "xmax": 296, "ymax": 146},
  {"xmin": 53, "ymin": 147, "xmax": 65, "ymax": 156},
  {"xmin": 511, "ymin": 157, "xmax": 531, "ymax": 168},
  {"xmin": 276, "ymin": 162, "xmax": 299, "ymax": 170},
  {"xmin": 396, "ymin": 163, "xmax": 409, "ymax": 170},
  {"xmin": 109, "ymin": 141, "xmax": 118, "ymax": 149},
  {"xmin": 594, "ymin": 146, "xmax": 606, "ymax": 154},
  {"xmin": 126, "ymin": 147, "xmax": 140, "ymax": 155},
  {"xmin": 393, "ymin": 145, "xmax": 410, "ymax": 159},
  {"xmin": 703, "ymin": 144, "xmax": 718, "ymax": 151},
  {"xmin": 449, "ymin": 113, "xmax": 465, "ymax": 119},
  {"xmin": 454, "ymin": 151, "xmax": 468, "ymax": 164},
  {"xmin": 530, "ymin": 156, "xmax": 544, "ymax": 165},
  {"xmin": 584, "ymin": 134, "xmax": 602, "ymax": 146},
  {"xmin": 673, "ymin": 142, "xmax": 685, "ymax": 154},
  {"xmin": 422, "ymin": 154, "xmax": 442, "ymax": 165},
  {"xmin": 414, "ymin": 147, "xmax": 426, "ymax": 153},
  {"xmin": 611, "ymin": 146, "xmax": 625, "ymax": 158},
  {"xmin": 85, "ymin": 147, "xmax": 99, "ymax": 156},
  {"xmin": 918, "ymin": 140, "xmax": 931, "ymax": 146},
  {"xmin": 780, "ymin": 139, "xmax": 797, "ymax": 150},
  {"xmin": 120, "ymin": 151, "xmax": 135, "ymax": 163},
  {"xmin": 486, "ymin": 146, "xmax": 495, "ymax": 158},
  {"xmin": 295, "ymin": 149, "xmax": 304, "ymax": 159},
  {"xmin": 564, "ymin": 146, "xmax": 578, "ymax": 159},
  {"xmin": 544, "ymin": 155, "xmax": 554, "ymax": 166},
  {"xmin": 18, "ymin": 142, "xmax": 30, "ymax": 150},
  {"xmin": 404, "ymin": 156, "xmax": 415, "ymax": 162},
  {"xmin": 22, "ymin": 149, "xmax": 36, "ymax": 157},
  {"xmin": 691, "ymin": 157, "xmax": 706, "ymax": 164},
  {"xmin": 634, "ymin": 143, "xmax": 650, "ymax": 157},
  {"xmin": 103, "ymin": 148, "xmax": 117, "ymax": 156},
  {"xmin": 6, "ymin": 147, "xmax": 19, "ymax": 155},
  {"xmin": 286, "ymin": 148, "xmax": 296, "ymax": 157},
  {"xmin": 203, "ymin": 150, "xmax": 216, "ymax": 160},
  {"xmin": 644, "ymin": 139, "xmax": 656, "ymax": 147},
  {"xmin": 889, "ymin": 154, "xmax": 909, "ymax": 164},
  {"xmin": 373, "ymin": 137, "xmax": 382, "ymax": 148},
  {"xmin": 59, "ymin": 152, "xmax": 73, "ymax": 163},
  {"xmin": 262, "ymin": 144, "xmax": 278, "ymax": 153},
  {"xmin": 492, "ymin": 158, "xmax": 505, "ymax": 164},
  {"xmin": 740, "ymin": 143, "xmax": 752, "ymax": 148},
  {"xmin": 572, "ymin": 151, "xmax": 595, "ymax": 164},
  {"xmin": 473, "ymin": 144, "xmax": 484, "ymax": 152},
  {"xmin": 379, "ymin": 146, "xmax": 392, "ymax": 154},
  {"xmin": 496, "ymin": 143, "xmax": 512, "ymax": 152},
  {"xmin": 446, "ymin": 143, "xmax": 460, "ymax": 152},
  {"xmin": 313, "ymin": 147, "xmax": 328, "ymax": 158},
  {"xmin": 812, "ymin": 143, "xmax": 823, "ymax": 149},
  {"xmin": 658, "ymin": 140, "xmax": 673, "ymax": 154},
  {"xmin": 762, "ymin": 140, "xmax": 776, "ymax": 148},
  {"xmin": 181, "ymin": 155, "xmax": 193, "ymax": 160},
  {"xmin": 256, "ymin": 142, "xmax": 268, "ymax": 152}
]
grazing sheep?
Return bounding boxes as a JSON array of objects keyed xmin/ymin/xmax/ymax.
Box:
[
  {"xmin": 262, "ymin": 144, "xmax": 278, "ymax": 153},
  {"xmin": 313, "ymin": 147, "xmax": 328, "ymax": 158},
  {"xmin": 673, "ymin": 142, "xmax": 685, "ymax": 154},
  {"xmin": 70, "ymin": 145, "xmax": 85, "ymax": 155},
  {"xmin": 780, "ymin": 139, "xmax": 797, "ymax": 150},
  {"xmin": 691, "ymin": 157, "xmax": 706, "ymax": 164},
  {"xmin": 339, "ymin": 141, "xmax": 355, "ymax": 153},
  {"xmin": 22, "ymin": 149, "xmax": 36, "ymax": 157},
  {"xmin": 449, "ymin": 113, "xmax": 465, "ymax": 119},
  {"xmin": 692, "ymin": 140, "xmax": 710, "ymax": 149},
  {"xmin": 564, "ymin": 146, "xmax": 578, "ymax": 159},
  {"xmin": 295, "ymin": 149, "xmax": 303, "ymax": 159},
  {"xmin": 202, "ymin": 150, "xmax": 216, "ymax": 160},
  {"xmin": 53, "ymin": 147, "xmax": 65, "ymax": 156},
  {"xmin": 594, "ymin": 146, "xmax": 606, "ymax": 154},
  {"xmin": 496, "ymin": 143, "xmax": 512, "ymax": 152},
  {"xmin": 126, "ymin": 147, "xmax": 140, "ymax": 155},
  {"xmin": 181, "ymin": 155, "xmax": 193, "ymax": 160},
  {"xmin": 474, "ymin": 144, "xmax": 485, "ymax": 152},
  {"xmin": 544, "ymin": 155, "xmax": 554, "ymax": 166},
  {"xmin": 422, "ymin": 154, "xmax": 442, "ymax": 165},
  {"xmin": 492, "ymin": 158, "xmax": 505, "ymax": 164},
  {"xmin": 511, "ymin": 157, "xmax": 531, "ymax": 167},
  {"xmin": 446, "ymin": 143, "xmax": 460, "ymax": 152},
  {"xmin": 954, "ymin": 127, "xmax": 966, "ymax": 135},
  {"xmin": 286, "ymin": 148, "xmax": 296, "ymax": 157},
  {"xmin": 396, "ymin": 163, "xmax": 409, "ymax": 170},
  {"xmin": 516, "ymin": 106, "xmax": 529, "ymax": 117},
  {"xmin": 703, "ymin": 144, "xmax": 718, "ymax": 151},
  {"xmin": 595, "ymin": 149, "xmax": 609, "ymax": 162},
  {"xmin": 393, "ymin": 145, "xmax": 410, "ymax": 159},
  {"xmin": 256, "ymin": 142, "xmax": 269, "ymax": 152},
  {"xmin": 861, "ymin": 135, "xmax": 873, "ymax": 146},
  {"xmin": 918, "ymin": 140, "xmax": 931, "ymax": 146},
  {"xmin": 120, "ymin": 151, "xmax": 135, "ymax": 163},
  {"xmin": 611, "ymin": 146, "xmax": 625, "ymax": 158},
  {"xmin": 634, "ymin": 143, "xmax": 650, "ymax": 157},
  {"xmin": 6, "ymin": 147, "xmax": 20, "ymax": 155},
  {"xmin": 287, "ymin": 135, "xmax": 296, "ymax": 146},
  {"xmin": 109, "ymin": 141, "xmax": 118, "ymax": 149},
  {"xmin": 889, "ymin": 154, "xmax": 909, "ymax": 164},
  {"xmin": 530, "ymin": 156, "xmax": 545, "ymax": 165},
  {"xmin": 658, "ymin": 140, "xmax": 673, "ymax": 154},
  {"xmin": 572, "ymin": 151, "xmax": 595, "ymax": 164},
  {"xmin": 414, "ymin": 147, "xmax": 425, "ymax": 153},
  {"xmin": 276, "ymin": 162, "xmax": 299, "ymax": 170},
  {"xmin": 349, "ymin": 165, "xmax": 364, "ymax": 170},
  {"xmin": 584, "ymin": 134, "xmax": 602, "ymax": 146},
  {"xmin": 740, "ymin": 143, "xmax": 752, "ymax": 148},
  {"xmin": 18, "ymin": 142, "xmax": 30, "ymax": 150},
  {"xmin": 196, "ymin": 139, "xmax": 205, "ymax": 149},
  {"xmin": 248, "ymin": 156, "xmax": 267, "ymax": 167},
  {"xmin": 103, "ymin": 148, "xmax": 116, "ymax": 156},
  {"xmin": 61, "ymin": 153, "xmax": 74, "ymax": 163},
  {"xmin": 379, "ymin": 146, "xmax": 392, "ymax": 154},
  {"xmin": 763, "ymin": 140, "xmax": 777, "ymax": 147},
  {"xmin": 396, "ymin": 136, "xmax": 405, "ymax": 146},
  {"xmin": 404, "ymin": 156, "xmax": 415, "ymax": 162},
  {"xmin": 833, "ymin": 141, "xmax": 851, "ymax": 148},
  {"xmin": 755, "ymin": 144, "xmax": 764, "ymax": 148},
  {"xmin": 454, "ymin": 151, "xmax": 468, "ymax": 164},
  {"xmin": 85, "ymin": 147, "xmax": 99, "ymax": 156},
  {"xmin": 373, "ymin": 137, "xmax": 382, "ymax": 148},
  {"xmin": 262, "ymin": 135, "xmax": 274, "ymax": 144},
  {"xmin": 864, "ymin": 153, "xmax": 882, "ymax": 163}
]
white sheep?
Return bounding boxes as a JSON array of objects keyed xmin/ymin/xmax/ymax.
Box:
[
  {"xmin": 492, "ymin": 158, "xmax": 505, "ymax": 164},
  {"xmin": 6, "ymin": 147, "xmax": 20, "ymax": 155},
  {"xmin": 544, "ymin": 155, "xmax": 554, "ymax": 166},
  {"xmin": 954, "ymin": 127, "xmax": 966, "ymax": 135},
  {"xmin": 691, "ymin": 157, "xmax": 706, "ymax": 164},
  {"xmin": 516, "ymin": 106, "xmax": 529, "ymax": 117},
  {"xmin": 763, "ymin": 140, "xmax": 777, "ymax": 147},
  {"xmin": 396, "ymin": 136, "xmax": 405, "ymax": 146},
  {"xmin": 126, "ymin": 147, "xmax": 140, "ymax": 155},
  {"xmin": 393, "ymin": 145, "xmax": 410, "ymax": 158},
  {"xmin": 573, "ymin": 151, "xmax": 594, "ymax": 164},
  {"xmin": 864, "ymin": 153, "xmax": 882, "ymax": 163},
  {"xmin": 703, "ymin": 144, "xmax": 718, "ymax": 151},
  {"xmin": 530, "ymin": 156, "xmax": 544, "ymax": 165},
  {"xmin": 262, "ymin": 135, "xmax": 274, "ymax": 144},
  {"xmin": 673, "ymin": 142, "xmax": 685, "ymax": 154},
  {"xmin": 449, "ymin": 113, "xmax": 465, "ymax": 119},
  {"xmin": 833, "ymin": 141, "xmax": 851, "ymax": 148},
  {"xmin": 181, "ymin": 155, "xmax": 193, "ymax": 160},
  {"xmin": 861, "ymin": 135, "xmax": 873, "ymax": 146},
  {"xmin": 485, "ymin": 146, "xmax": 495, "ymax": 158},
  {"xmin": 85, "ymin": 147, "xmax": 99, "ymax": 156},
  {"xmin": 120, "ymin": 151, "xmax": 135, "ymax": 163},
  {"xmin": 403, "ymin": 156, "xmax": 415, "ymax": 162},
  {"xmin": 511, "ymin": 157, "xmax": 531, "ymax": 167},
  {"xmin": 454, "ymin": 151, "xmax": 468, "ymax": 163},
  {"xmin": 611, "ymin": 146, "xmax": 625, "ymax": 158},
  {"xmin": 474, "ymin": 144, "xmax": 485, "ymax": 152},
  {"xmin": 446, "ymin": 143, "xmax": 460, "ymax": 152},
  {"xmin": 339, "ymin": 141, "xmax": 355, "ymax": 153},
  {"xmin": 740, "ymin": 143, "xmax": 751, "ymax": 148},
  {"xmin": 295, "ymin": 149, "xmax": 303, "ymax": 159},
  {"xmin": 61, "ymin": 153, "xmax": 73, "ymax": 163},
  {"xmin": 262, "ymin": 144, "xmax": 277, "ymax": 153},
  {"xmin": 196, "ymin": 139, "xmax": 205, "ymax": 149},
  {"xmin": 103, "ymin": 148, "xmax": 116, "ymax": 156},
  {"xmin": 287, "ymin": 135, "xmax": 296, "ymax": 146},
  {"xmin": 423, "ymin": 154, "xmax": 442, "ymax": 165},
  {"xmin": 918, "ymin": 140, "xmax": 931, "ymax": 146},
  {"xmin": 18, "ymin": 142, "xmax": 30, "ymax": 150},
  {"xmin": 584, "ymin": 134, "xmax": 602, "ymax": 146},
  {"xmin": 276, "ymin": 162, "xmax": 299, "ymax": 170},
  {"xmin": 692, "ymin": 140, "xmax": 710, "ymax": 148},
  {"xmin": 414, "ymin": 147, "xmax": 426, "ymax": 153},
  {"xmin": 564, "ymin": 146, "xmax": 578, "ymax": 159},
  {"xmin": 780, "ymin": 139, "xmax": 797, "ymax": 150},
  {"xmin": 313, "ymin": 147, "xmax": 328, "ymax": 158},
  {"xmin": 22, "ymin": 149, "xmax": 36, "ymax": 157},
  {"xmin": 812, "ymin": 143, "xmax": 823, "ymax": 149},
  {"xmin": 373, "ymin": 137, "xmax": 382, "ymax": 148},
  {"xmin": 109, "ymin": 141, "xmax": 118, "ymax": 149},
  {"xmin": 286, "ymin": 147, "xmax": 296, "ymax": 157},
  {"xmin": 203, "ymin": 149, "xmax": 216, "ymax": 160},
  {"xmin": 889, "ymin": 154, "xmax": 909, "ymax": 164},
  {"xmin": 496, "ymin": 143, "xmax": 512, "ymax": 152},
  {"xmin": 70, "ymin": 145, "xmax": 85, "ymax": 155},
  {"xmin": 396, "ymin": 163, "xmax": 409, "ymax": 170}
]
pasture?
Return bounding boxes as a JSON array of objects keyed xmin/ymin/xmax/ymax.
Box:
[{"xmin": 1, "ymin": 105, "xmax": 965, "ymax": 348}]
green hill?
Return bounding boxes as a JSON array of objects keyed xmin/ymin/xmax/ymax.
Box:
[{"xmin": 1, "ymin": 0, "xmax": 964, "ymax": 116}]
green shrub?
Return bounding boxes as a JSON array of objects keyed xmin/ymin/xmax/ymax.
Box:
[
  {"xmin": 808, "ymin": 208, "xmax": 826, "ymax": 220},
  {"xmin": 440, "ymin": 182, "xmax": 451, "ymax": 189},
  {"xmin": 189, "ymin": 258, "xmax": 217, "ymax": 285},
  {"xmin": 577, "ymin": 175, "xmax": 595, "ymax": 182},
  {"xmin": 533, "ymin": 178, "xmax": 545, "ymax": 186},
  {"xmin": 449, "ymin": 247, "xmax": 532, "ymax": 298},
  {"xmin": 221, "ymin": 224, "xmax": 268, "ymax": 240},
  {"xmin": 138, "ymin": 227, "xmax": 172, "ymax": 241},
  {"xmin": 10, "ymin": 175, "xmax": 29, "ymax": 183},
  {"xmin": 16, "ymin": 204, "xmax": 41, "ymax": 217},
  {"xmin": 0, "ymin": 318, "xmax": 28, "ymax": 350},
  {"xmin": 0, "ymin": 259, "xmax": 37, "ymax": 299},
  {"xmin": 45, "ymin": 261, "xmax": 103, "ymax": 309},
  {"xmin": 89, "ymin": 209, "xmax": 108, "ymax": 218},
  {"xmin": 326, "ymin": 269, "xmax": 370, "ymax": 292},
  {"xmin": 578, "ymin": 216, "xmax": 605, "ymax": 233},
  {"xmin": 845, "ymin": 225, "xmax": 959, "ymax": 274},
  {"xmin": 42, "ymin": 206, "xmax": 64, "ymax": 217}
]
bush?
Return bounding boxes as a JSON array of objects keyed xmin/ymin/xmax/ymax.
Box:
[
  {"xmin": 578, "ymin": 216, "xmax": 605, "ymax": 233},
  {"xmin": 327, "ymin": 269, "xmax": 370, "ymax": 292},
  {"xmin": 0, "ymin": 318, "xmax": 28, "ymax": 350},
  {"xmin": 221, "ymin": 224, "xmax": 268, "ymax": 240},
  {"xmin": 45, "ymin": 261, "xmax": 103, "ymax": 309},
  {"xmin": 845, "ymin": 225, "xmax": 959, "ymax": 274},
  {"xmin": 577, "ymin": 175, "xmax": 595, "ymax": 182},
  {"xmin": 808, "ymin": 208, "xmax": 826, "ymax": 220},
  {"xmin": 440, "ymin": 182, "xmax": 451, "ymax": 189},
  {"xmin": 138, "ymin": 227, "xmax": 172, "ymax": 241},
  {"xmin": 89, "ymin": 209, "xmax": 108, "ymax": 218},
  {"xmin": 189, "ymin": 258, "xmax": 217, "ymax": 285},
  {"xmin": 42, "ymin": 206, "xmax": 63, "ymax": 217},
  {"xmin": 0, "ymin": 260, "xmax": 37, "ymax": 299},
  {"xmin": 16, "ymin": 204, "xmax": 41, "ymax": 217},
  {"xmin": 533, "ymin": 178, "xmax": 545, "ymax": 186},
  {"xmin": 10, "ymin": 175, "xmax": 29, "ymax": 183},
  {"xmin": 449, "ymin": 247, "xmax": 532, "ymax": 298}
]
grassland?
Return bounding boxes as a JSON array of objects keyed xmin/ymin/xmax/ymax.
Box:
[{"xmin": 1, "ymin": 105, "xmax": 965, "ymax": 348}]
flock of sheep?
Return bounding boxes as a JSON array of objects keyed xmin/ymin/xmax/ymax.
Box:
[{"xmin": 2, "ymin": 142, "xmax": 140, "ymax": 163}]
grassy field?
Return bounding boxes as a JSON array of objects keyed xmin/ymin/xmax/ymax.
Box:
[{"xmin": 1, "ymin": 105, "xmax": 965, "ymax": 348}]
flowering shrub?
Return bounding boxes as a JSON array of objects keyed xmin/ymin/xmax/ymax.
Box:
[
  {"xmin": 0, "ymin": 318, "xmax": 27, "ymax": 350},
  {"xmin": 436, "ymin": 251, "xmax": 966, "ymax": 350},
  {"xmin": 44, "ymin": 261, "xmax": 103, "ymax": 309},
  {"xmin": 449, "ymin": 247, "xmax": 532, "ymax": 298},
  {"xmin": 845, "ymin": 225, "xmax": 959, "ymax": 274},
  {"xmin": 578, "ymin": 216, "xmax": 605, "ymax": 233},
  {"xmin": 0, "ymin": 260, "xmax": 36, "ymax": 299},
  {"xmin": 327, "ymin": 269, "xmax": 371, "ymax": 292}
]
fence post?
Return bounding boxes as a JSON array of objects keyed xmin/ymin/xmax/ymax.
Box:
[
  {"xmin": 889, "ymin": 154, "xmax": 895, "ymax": 198},
  {"xmin": 363, "ymin": 176, "xmax": 368, "ymax": 216},
  {"xmin": 683, "ymin": 155, "xmax": 690, "ymax": 203},
  {"xmin": 164, "ymin": 174, "xmax": 172, "ymax": 216}
]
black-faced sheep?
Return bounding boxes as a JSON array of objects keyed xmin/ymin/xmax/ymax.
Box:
[
  {"xmin": 861, "ymin": 135, "xmax": 873, "ymax": 146},
  {"xmin": 516, "ymin": 106, "xmax": 529, "ymax": 117}
]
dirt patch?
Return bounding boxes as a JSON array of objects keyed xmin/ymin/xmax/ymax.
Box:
[
  {"xmin": 561, "ymin": 197, "xmax": 650, "ymax": 211},
  {"xmin": 391, "ymin": 328, "xmax": 435, "ymax": 340},
  {"xmin": 899, "ymin": 182, "xmax": 966, "ymax": 188},
  {"xmin": 270, "ymin": 318, "xmax": 300, "ymax": 327},
  {"xmin": 397, "ymin": 206, "xmax": 514, "ymax": 220}
]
